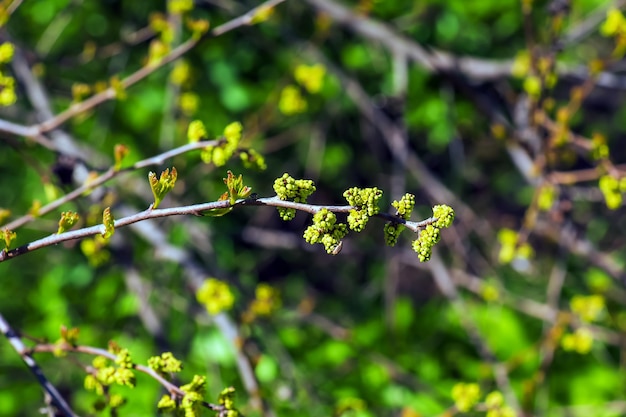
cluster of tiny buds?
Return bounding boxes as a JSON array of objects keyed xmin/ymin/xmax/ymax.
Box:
[
  {"xmin": 148, "ymin": 352, "xmax": 183, "ymax": 374},
  {"xmin": 84, "ymin": 349, "xmax": 136, "ymax": 398},
  {"xmin": 344, "ymin": 187, "xmax": 383, "ymax": 232},
  {"xmin": 198, "ymin": 122, "xmax": 243, "ymax": 167},
  {"xmin": 271, "ymin": 174, "xmax": 454, "ymax": 261},
  {"xmin": 432, "ymin": 204, "xmax": 455, "ymax": 229},
  {"xmin": 412, "ymin": 224, "xmax": 441, "ymax": 262},
  {"xmin": 158, "ymin": 375, "xmax": 209, "ymax": 417},
  {"xmin": 383, "ymin": 193, "xmax": 416, "ymax": 247},
  {"xmin": 383, "ymin": 222, "xmax": 405, "ymax": 247},
  {"xmin": 273, "ymin": 173, "xmax": 316, "ymax": 220},
  {"xmin": 412, "ymin": 205, "xmax": 455, "ymax": 262},
  {"xmin": 303, "ymin": 209, "xmax": 348, "ymax": 254},
  {"xmin": 392, "ymin": 193, "xmax": 415, "ymax": 220}
]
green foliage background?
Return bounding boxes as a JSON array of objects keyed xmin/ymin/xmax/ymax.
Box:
[{"xmin": 1, "ymin": 0, "xmax": 625, "ymax": 416}]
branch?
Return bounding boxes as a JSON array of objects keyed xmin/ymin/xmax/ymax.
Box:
[
  {"xmin": 1, "ymin": 139, "xmax": 219, "ymax": 231},
  {"xmin": 0, "ymin": 195, "xmax": 438, "ymax": 263},
  {"xmin": 115, "ymin": 205, "xmax": 266, "ymax": 412},
  {"xmin": 2, "ymin": 6, "xmax": 290, "ymax": 411},
  {"xmin": 303, "ymin": 0, "xmax": 513, "ymax": 80},
  {"xmin": 0, "ymin": 0, "xmax": 288, "ymax": 144},
  {"xmin": 303, "ymin": 0, "xmax": 626, "ymax": 91},
  {"xmin": 31, "ymin": 0, "xmax": 288, "ymax": 136},
  {"xmin": 449, "ymin": 268, "xmax": 623, "ymax": 346},
  {"xmin": 304, "ymin": 44, "xmax": 492, "ymax": 242},
  {"xmin": 0, "ymin": 313, "xmax": 79, "ymax": 417},
  {"xmin": 31, "ymin": 343, "xmax": 225, "ymax": 413},
  {"xmin": 534, "ymin": 217, "xmax": 626, "ymax": 285}
]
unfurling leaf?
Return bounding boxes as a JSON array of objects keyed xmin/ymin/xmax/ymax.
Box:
[
  {"xmin": 223, "ymin": 170, "xmax": 253, "ymax": 204},
  {"xmin": 60, "ymin": 325, "xmax": 80, "ymax": 346},
  {"xmin": 149, "ymin": 167, "xmax": 178, "ymax": 209},
  {"xmin": 1, "ymin": 228, "xmax": 16, "ymax": 250},
  {"xmin": 114, "ymin": 144, "xmax": 129, "ymax": 171},
  {"xmin": 57, "ymin": 211, "xmax": 80, "ymax": 234},
  {"xmin": 102, "ymin": 207, "xmax": 115, "ymax": 239}
]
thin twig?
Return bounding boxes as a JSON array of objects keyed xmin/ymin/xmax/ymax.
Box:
[
  {"xmin": 1, "ymin": 140, "xmax": 219, "ymax": 231},
  {"xmin": 303, "ymin": 0, "xmax": 626, "ymax": 91},
  {"xmin": 303, "ymin": 0, "xmax": 513, "ymax": 80},
  {"xmin": 116, "ymin": 205, "xmax": 266, "ymax": 413},
  {"xmin": 0, "ymin": 313, "xmax": 79, "ymax": 417},
  {"xmin": 561, "ymin": 0, "xmax": 626, "ymax": 47},
  {"xmin": 0, "ymin": 0, "xmax": 288, "ymax": 143},
  {"xmin": 31, "ymin": 343, "xmax": 224, "ymax": 412},
  {"xmin": 7, "ymin": 0, "xmax": 23, "ymax": 15},
  {"xmin": 30, "ymin": 0, "xmax": 287, "ymax": 136},
  {"xmin": 449, "ymin": 267, "xmax": 623, "ymax": 345}
]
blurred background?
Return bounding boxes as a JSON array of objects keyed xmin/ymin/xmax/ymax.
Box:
[{"xmin": 1, "ymin": 0, "xmax": 625, "ymax": 416}]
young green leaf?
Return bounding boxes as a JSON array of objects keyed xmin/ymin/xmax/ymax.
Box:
[
  {"xmin": 1, "ymin": 228, "xmax": 16, "ymax": 251},
  {"xmin": 102, "ymin": 207, "xmax": 115, "ymax": 239},
  {"xmin": 149, "ymin": 167, "xmax": 178, "ymax": 209},
  {"xmin": 57, "ymin": 211, "xmax": 80, "ymax": 234}
]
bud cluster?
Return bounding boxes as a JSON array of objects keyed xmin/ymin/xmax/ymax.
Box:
[
  {"xmin": 412, "ymin": 204, "xmax": 455, "ymax": 262},
  {"xmin": 273, "ymin": 173, "xmax": 317, "ymax": 220},
  {"xmin": 343, "ymin": 187, "xmax": 383, "ymax": 232},
  {"xmin": 303, "ymin": 208, "xmax": 348, "ymax": 254}
]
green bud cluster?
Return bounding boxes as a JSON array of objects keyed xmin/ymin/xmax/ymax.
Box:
[
  {"xmin": 57, "ymin": 211, "xmax": 80, "ymax": 234},
  {"xmin": 157, "ymin": 395, "xmax": 177, "ymax": 412},
  {"xmin": 384, "ymin": 193, "xmax": 416, "ymax": 247},
  {"xmin": 383, "ymin": 222, "xmax": 405, "ymax": 247},
  {"xmin": 0, "ymin": 43, "xmax": 16, "ymax": 106},
  {"xmin": 347, "ymin": 209, "xmax": 369, "ymax": 232},
  {"xmin": 432, "ymin": 204, "xmax": 455, "ymax": 228},
  {"xmin": 92, "ymin": 355, "xmax": 108, "ymax": 369},
  {"xmin": 485, "ymin": 391, "xmax": 516, "ymax": 417},
  {"xmin": 412, "ymin": 205, "xmax": 455, "ymax": 262},
  {"xmin": 392, "ymin": 193, "xmax": 415, "ymax": 220},
  {"xmin": 114, "ymin": 348, "xmax": 133, "ymax": 369},
  {"xmin": 218, "ymin": 387, "xmax": 241, "ymax": 416},
  {"xmin": 180, "ymin": 375, "xmax": 207, "ymax": 417},
  {"xmin": 570, "ymin": 294, "xmax": 606, "ymax": 323},
  {"xmin": 181, "ymin": 393, "xmax": 203, "ymax": 417},
  {"xmin": 598, "ymin": 174, "xmax": 626, "ymax": 210},
  {"xmin": 84, "ymin": 374, "xmax": 104, "ymax": 395},
  {"xmin": 187, "ymin": 120, "xmax": 207, "ymax": 143},
  {"xmin": 148, "ymin": 352, "xmax": 183, "ymax": 374},
  {"xmin": 537, "ymin": 184, "xmax": 556, "ymax": 211},
  {"xmin": 117, "ymin": 368, "xmax": 136, "ymax": 387},
  {"xmin": 303, "ymin": 208, "xmax": 348, "ymax": 254},
  {"xmin": 102, "ymin": 207, "xmax": 115, "ymax": 239},
  {"xmin": 561, "ymin": 327, "xmax": 594, "ymax": 354},
  {"xmin": 240, "ymin": 148, "xmax": 267, "ymax": 170},
  {"xmin": 590, "ymin": 133, "xmax": 609, "ymax": 161},
  {"xmin": 148, "ymin": 167, "xmax": 177, "ymax": 209},
  {"xmin": 343, "ymin": 187, "xmax": 383, "ymax": 232},
  {"xmin": 1, "ymin": 228, "xmax": 16, "ymax": 250},
  {"xmin": 412, "ymin": 224, "xmax": 440, "ymax": 262},
  {"xmin": 201, "ymin": 121, "xmax": 243, "ymax": 167},
  {"xmin": 273, "ymin": 173, "xmax": 316, "ymax": 220},
  {"xmin": 84, "ymin": 349, "xmax": 137, "ymax": 399},
  {"xmin": 90, "ymin": 364, "xmax": 136, "ymax": 389},
  {"xmin": 451, "ymin": 382, "xmax": 481, "ymax": 413}
]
